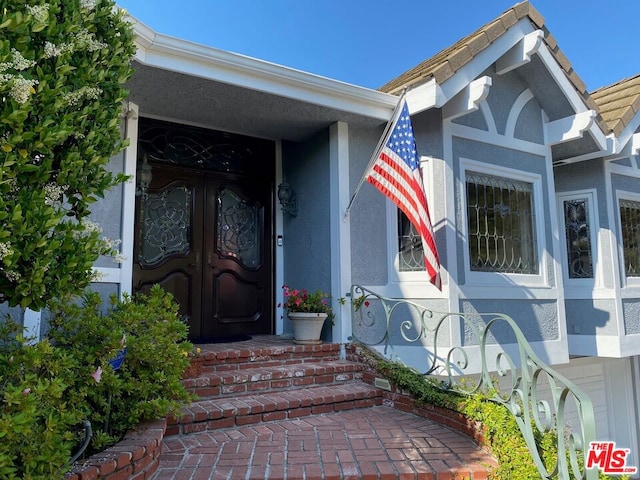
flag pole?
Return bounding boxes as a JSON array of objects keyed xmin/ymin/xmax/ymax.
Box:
[{"xmin": 344, "ymin": 89, "xmax": 408, "ymax": 220}]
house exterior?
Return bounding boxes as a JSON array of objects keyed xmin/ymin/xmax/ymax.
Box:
[{"xmin": 6, "ymin": 0, "xmax": 639, "ymax": 471}]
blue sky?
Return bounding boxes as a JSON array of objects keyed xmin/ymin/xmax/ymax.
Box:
[{"xmin": 116, "ymin": 1, "xmax": 638, "ymax": 93}]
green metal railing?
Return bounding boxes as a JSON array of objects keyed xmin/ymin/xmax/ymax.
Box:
[{"xmin": 349, "ymin": 285, "xmax": 597, "ymax": 480}]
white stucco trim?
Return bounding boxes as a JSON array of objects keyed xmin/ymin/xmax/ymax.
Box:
[
  {"xmin": 555, "ymin": 189, "xmax": 602, "ymax": 291},
  {"xmin": 505, "ymin": 89, "xmax": 535, "ymax": 139},
  {"xmin": 275, "ymin": 140, "xmax": 285, "ymax": 335},
  {"xmin": 544, "ymin": 111, "xmax": 597, "ymax": 146},
  {"xmin": 495, "ymin": 30, "xmax": 544, "ymax": 75},
  {"xmin": 130, "ymin": 18, "xmax": 396, "ymax": 122},
  {"xmin": 329, "ymin": 122, "xmax": 352, "ymax": 344},
  {"xmin": 448, "ymin": 122, "xmax": 548, "ymax": 156},
  {"xmin": 442, "ymin": 76, "xmax": 492, "ymax": 121},
  {"xmin": 119, "ymin": 102, "xmax": 139, "ymax": 297}
]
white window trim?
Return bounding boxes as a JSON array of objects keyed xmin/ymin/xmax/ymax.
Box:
[
  {"xmin": 615, "ymin": 190, "xmax": 640, "ymax": 289},
  {"xmin": 459, "ymin": 158, "xmax": 547, "ymax": 287},
  {"xmin": 556, "ymin": 189, "xmax": 601, "ymax": 289},
  {"xmin": 386, "ymin": 155, "xmax": 440, "ymax": 296}
]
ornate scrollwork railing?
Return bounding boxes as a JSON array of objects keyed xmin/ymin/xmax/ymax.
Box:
[{"xmin": 349, "ymin": 285, "xmax": 597, "ymax": 480}]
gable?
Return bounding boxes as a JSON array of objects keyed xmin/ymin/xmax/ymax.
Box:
[{"xmin": 380, "ymin": 1, "xmax": 609, "ymax": 164}]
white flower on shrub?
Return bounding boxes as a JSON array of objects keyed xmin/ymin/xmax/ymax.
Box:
[
  {"xmin": 25, "ymin": 4, "xmax": 50, "ymax": 23},
  {"xmin": 73, "ymin": 29, "xmax": 108, "ymax": 52},
  {"xmin": 0, "ymin": 242, "xmax": 13, "ymax": 261},
  {"xmin": 80, "ymin": 0, "xmax": 97, "ymax": 10},
  {"xmin": 44, "ymin": 183, "xmax": 67, "ymax": 206},
  {"xmin": 62, "ymin": 86, "xmax": 103, "ymax": 107}
]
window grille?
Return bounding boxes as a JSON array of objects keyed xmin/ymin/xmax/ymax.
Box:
[
  {"xmin": 466, "ymin": 171, "xmax": 537, "ymax": 274},
  {"xmin": 619, "ymin": 199, "xmax": 640, "ymax": 277},
  {"xmin": 398, "ymin": 210, "xmax": 424, "ymax": 271},
  {"xmin": 563, "ymin": 198, "xmax": 593, "ymax": 278}
]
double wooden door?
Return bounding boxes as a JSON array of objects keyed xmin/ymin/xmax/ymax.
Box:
[{"xmin": 133, "ymin": 165, "xmax": 273, "ymax": 340}]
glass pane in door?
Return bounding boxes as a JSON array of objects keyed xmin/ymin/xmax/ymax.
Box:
[
  {"xmin": 139, "ymin": 186, "xmax": 192, "ymax": 265},
  {"xmin": 216, "ymin": 188, "xmax": 260, "ymax": 268}
]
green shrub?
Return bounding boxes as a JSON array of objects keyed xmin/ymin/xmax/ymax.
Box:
[
  {"xmin": 47, "ymin": 285, "xmax": 195, "ymax": 452},
  {"xmin": 0, "ymin": 0, "xmax": 135, "ymax": 309},
  {"xmin": 0, "ymin": 286, "xmax": 194, "ymax": 478},
  {"xmin": 0, "ymin": 320, "xmax": 85, "ymax": 479}
]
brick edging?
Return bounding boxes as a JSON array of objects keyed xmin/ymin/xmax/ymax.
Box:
[
  {"xmin": 345, "ymin": 343, "xmax": 489, "ymax": 448},
  {"xmin": 64, "ymin": 418, "xmax": 166, "ymax": 480}
]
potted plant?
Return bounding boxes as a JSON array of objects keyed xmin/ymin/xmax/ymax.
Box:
[{"xmin": 280, "ymin": 285, "xmax": 334, "ymax": 344}]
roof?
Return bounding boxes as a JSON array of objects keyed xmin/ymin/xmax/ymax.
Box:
[
  {"xmin": 590, "ymin": 73, "xmax": 640, "ymax": 137},
  {"xmin": 379, "ymin": 1, "xmax": 609, "ymax": 134}
]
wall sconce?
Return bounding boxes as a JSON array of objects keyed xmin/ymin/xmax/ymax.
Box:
[
  {"xmin": 277, "ymin": 181, "xmax": 297, "ymax": 217},
  {"xmin": 136, "ymin": 154, "xmax": 153, "ymax": 197}
]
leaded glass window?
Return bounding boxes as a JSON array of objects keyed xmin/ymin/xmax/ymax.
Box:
[
  {"xmin": 216, "ymin": 188, "xmax": 260, "ymax": 268},
  {"xmin": 398, "ymin": 210, "xmax": 424, "ymax": 271},
  {"xmin": 466, "ymin": 171, "xmax": 537, "ymax": 274},
  {"xmin": 139, "ymin": 186, "xmax": 192, "ymax": 265},
  {"xmin": 563, "ymin": 198, "xmax": 593, "ymax": 278},
  {"xmin": 619, "ymin": 199, "xmax": 640, "ymax": 277}
]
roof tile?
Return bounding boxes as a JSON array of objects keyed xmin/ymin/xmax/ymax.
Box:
[
  {"xmin": 483, "ymin": 19, "xmax": 506, "ymax": 43},
  {"xmin": 499, "ymin": 9, "xmax": 519, "ymax": 30},
  {"xmin": 432, "ymin": 62, "xmax": 455, "ymax": 85},
  {"xmin": 447, "ymin": 45, "xmax": 474, "ymax": 72},
  {"xmin": 526, "ymin": 3, "xmax": 545, "ymax": 28},
  {"xmin": 466, "ymin": 32, "xmax": 490, "ymax": 57},
  {"xmin": 591, "ymin": 74, "xmax": 640, "ymax": 135}
]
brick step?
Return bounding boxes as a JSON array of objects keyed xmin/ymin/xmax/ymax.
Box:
[
  {"xmin": 182, "ymin": 360, "xmax": 365, "ymax": 399},
  {"xmin": 167, "ymin": 383, "xmax": 383, "ymax": 436},
  {"xmin": 194, "ymin": 342, "xmax": 342, "ymax": 373}
]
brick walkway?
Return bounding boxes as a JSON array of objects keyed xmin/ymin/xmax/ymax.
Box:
[{"xmin": 152, "ymin": 405, "xmax": 496, "ymax": 480}]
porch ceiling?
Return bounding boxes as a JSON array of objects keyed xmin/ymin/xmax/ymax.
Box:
[{"xmin": 126, "ymin": 61, "xmax": 389, "ymax": 142}]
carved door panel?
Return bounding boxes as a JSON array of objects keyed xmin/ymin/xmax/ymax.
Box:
[
  {"xmin": 202, "ymin": 177, "xmax": 271, "ymax": 338},
  {"xmin": 133, "ymin": 166, "xmax": 273, "ymax": 340}
]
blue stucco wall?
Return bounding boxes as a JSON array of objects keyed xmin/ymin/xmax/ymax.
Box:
[
  {"xmin": 565, "ymin": 299, "xmax": 617, "ymax": 335},
  {"xmin": 461, "ymin": 299, "xmax": 559, "ymax": 343},
  {"xmin": 281, "ymin": 131, "xmax": 332, "ymax": 338}
]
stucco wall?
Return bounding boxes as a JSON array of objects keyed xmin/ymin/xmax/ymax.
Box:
[
  {"xmin": 348, "ymin": 124, "xmax": 388, "ymax": 286},
  {"xmin": 281, "ymin": 132, "xmax": 332, "ymax": 338},
  {"xmin": 461, "ymin": 299, "xmax": 559, "ymax": 343},
  {"xmin": 565, "ymin": 299, "xmax": 618, "ymax": 335}
]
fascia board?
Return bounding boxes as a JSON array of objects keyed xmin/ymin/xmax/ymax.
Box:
[{"xmin": 129, "ymin": 18, "xmax": 396, "ymax": 121}]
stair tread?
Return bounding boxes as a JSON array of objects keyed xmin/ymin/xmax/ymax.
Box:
[
  {"xmin": 175, "ymin": 383, "xmax": 382, "ymax": 423},
  {"xmin": 206, "ymin": 359, "xmax": 362, "ymax": 379}
]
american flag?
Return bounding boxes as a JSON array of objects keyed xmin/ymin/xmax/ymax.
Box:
[{"xmin": 366, "ymin": 100, "xmax": 441, "ymax": 289}]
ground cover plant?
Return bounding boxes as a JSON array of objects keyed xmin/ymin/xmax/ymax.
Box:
[{"xmin": 374, "ymin": 356, "xmax": 629, "ymax": 480}]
